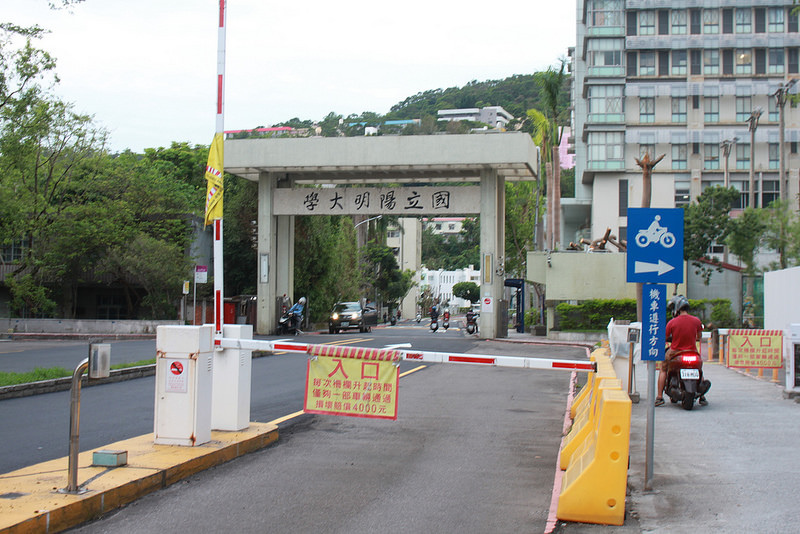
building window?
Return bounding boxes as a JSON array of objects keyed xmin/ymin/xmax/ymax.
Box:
[
  {"xmin": 691, "ymin": 49, "xmax": 702, "ymax": 74},
  {"xmin": 722, "ymin": 49, "xmax": 734, "ymax": 75},
  {"xmin": 690, "ymin": 9, "xmax": 701, "ymax": 34},
  {"xmin": 588, "ymin": 85, "xmax": 623, "ymax": 116},
  {"xmin": 659, "ymin": 50, "xmax": 670, "ymax": 75},
  {"xmin": 627, "ymin": 52, "xmax": 638, "ymax": 76},
  {"xmin": 703, "ymin": 9, "xmax": 720, "ymax": 34},
  {"xmin": 704, "ymin": 143, "xmax": 720, "ymax": 169},
  {"xmin": 640, "ymin": 51, "xmax": 656, "ymax": 75},
  {"xmin": 693, "ymin": 95, "xmax": 700, "ymax": 109},
  {"xmin": 762, "ymin": 180, "xmax": 779, "ymax": 206},
  {"xmin": 736, "ymin": 49, "xmax": 752, "ymax": 74},
  {"xmin": 769, "ymin": 48, "xmax": 785, "ymax": 74},
  {"xmin": 618, "ymin": 179, "xmax": 628, "ymax": 216},
  {"xmin": 755, "ymin": 7, "xmax": 766, "ymax": 33},
  {"xmin": 672, "ymin": 10, "xmax": 687, "ymax": 35},
  {"xmin": 627, "ymin": 10, "xmax": 637, "ymax": 36},
  {"xmin": 640, "ymin": 96, "xmax": 655, "ymax": 123},
  {"xmin": 736, "ymin": 9, "xmax": 751, "ymax": 33},
  {"xmin": 588, "ymin": 132, "xmax": 624, "ymax": 164},
  {"xmin": 736, "ymin": 96, "xmax": 751, "ymax": 122},
  {"xmin": 672, "ymin": 97, "xmax": 687, "ymax": 122},
  {"xmin": 790, "ymin": 11, "xmax": 799, "ymax": 33},
  {"xmin": 387, "ymin": 230, "xmax": 400, "ymax": 238},
  {"xmin": 722, "ymin": 8, "xmax": 733, "ymax": 34},
  {"xmin": 1, "ymin": 239, "xmax": 25, "ymax": 263},
  {"xmin": 672, "ymin": 50, "xmax": 687, "ymax": 75},
  {"xmin": 640, "ymin": 10, "xmax": 656, "ymax": 35},
  {"xmin": 588, "ymin": 39, "xmax": 623, "ymax": 67},
  {"xmin": 658, "ymin": 10, "xmax": 669, "ymax": 35},
  {"xmin": 675, "ymin": 181, "xmax": 691, "ymax": 206},
  {"xmin": 704, "ymin": 49, "xmax": 720, "ymax": 74},
  {"xmin": 768, "ymin": 7, "xmax": 784, "ymax": 33},
  {"xmin": 704, "ymin": 96, "xmax": 719, "ymax": 122},
  {"xmin": 640, "ymin": 143, "xmax": 655, "ymax": 159},
  {"xmin": 672, "ymin": 144, "xmax": 688, "ymax": 170},
  {"xmin": 736, "ymin": 143, "xmax": 750, "ymax": 169},
  {"xmin": 769, "ymin": 143, "xmax": 779, "ymax": 169},
  {"xmin": 588, "ymin": 0, "xmax": 623, "ymax": 27},
  {"xmin": 769, "ymin": 97, "xmax": 779, "ymax": 121},
  {"xmin": 789, "ymin": 48, "xmax": 799, "ymax": 74},
  {"xmin": 755, "ymin": 48, "xmax": 767, "ymax": 74}
]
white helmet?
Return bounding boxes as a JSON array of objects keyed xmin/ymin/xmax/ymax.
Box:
[{"xmin": 298, "ymin": 297, "xmax": 306, "ymax": 305}]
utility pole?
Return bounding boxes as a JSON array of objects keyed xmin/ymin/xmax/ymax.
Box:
[
  {"xmin": 746, "ymin": 109, "xmax": 762, "ymax": 209},
  {"xmin": 773, "ymin": 79, "xmax": 797, "ymax": 203}
]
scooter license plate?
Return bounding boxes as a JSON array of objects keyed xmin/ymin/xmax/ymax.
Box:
[{"xmin": 680, "ymin": 369, "xmax": 700, "ymax": 380}]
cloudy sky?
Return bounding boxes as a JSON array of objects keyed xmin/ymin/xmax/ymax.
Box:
[{"xmin": 7, "ymin": 0, "xmax": 576, "ymax": 152}]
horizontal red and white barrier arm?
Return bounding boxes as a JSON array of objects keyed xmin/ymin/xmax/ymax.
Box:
[{"xmin": 218, "ymin": 338, "xmax": 596, "ymax": 373}]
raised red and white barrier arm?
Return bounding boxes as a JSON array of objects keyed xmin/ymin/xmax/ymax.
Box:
[{"xmin": 217, "ymin": 339, "xmax": 596, "ymax": 373}]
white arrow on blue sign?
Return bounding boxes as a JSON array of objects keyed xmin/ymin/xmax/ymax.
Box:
[{"xmin": 626, "ymin": 208, "xmax": 684, "ymax": 284}]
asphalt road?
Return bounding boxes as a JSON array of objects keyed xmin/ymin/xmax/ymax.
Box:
[
  {"xmin": 0, "ymin": 323, "xmax": 516, "ymax": 474},
  {"xmin": 70, "ymin": 338, "xmax": 588, "ymax": 533}
]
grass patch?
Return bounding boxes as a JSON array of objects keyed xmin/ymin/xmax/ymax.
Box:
[
  {"xmin": 0, "ymin": 367, "xmax": 72, "ymax": 386},
  {"xmin": 111, "ymin": 358, "xmax": 155, "ymax": 370},
  {"xmin": 0, "ymin": 359, "xmax": 157, "ymax": 387}
]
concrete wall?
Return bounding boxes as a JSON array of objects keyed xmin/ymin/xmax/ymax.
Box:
[
  {"xmin": 765, "ymin": 266, "xmax": 800, "ymax": 332},
  {"xmin": 687, "ymin": 265, "xmax": 742, "ymax": 318},
  {"xmin": 2, "ymin": 318, "xmax": 181, "ymax": 335}
]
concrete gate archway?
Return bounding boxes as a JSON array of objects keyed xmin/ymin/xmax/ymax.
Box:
[{"xmin": 225, "ymin": 133, "xmax": 539, "ymax": 338}]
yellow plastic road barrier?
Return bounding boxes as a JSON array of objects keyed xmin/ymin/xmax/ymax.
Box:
[
  {"xmin": 570, "ymin": 348, "xmax": 613, "ymax": 419},
  {"xmin": 560, "ymin": 378, "xmax": 621, "ymax": 470},
  {"xmin": 557, "ymin": 389, "xmax": 632, "ymax": 526},
  {"xmin": 570, "ymin": 365, "xmax": 616, "ymax": 420}
]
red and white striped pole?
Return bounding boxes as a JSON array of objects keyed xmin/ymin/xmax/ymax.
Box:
[{"xmin": 213, "ymin": 0, "xmax": 227, "ymax": 347}]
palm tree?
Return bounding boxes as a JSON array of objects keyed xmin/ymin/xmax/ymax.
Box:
[{"xmin": 535, "ymin": 62, "xmax": 567, "ymax": 249}]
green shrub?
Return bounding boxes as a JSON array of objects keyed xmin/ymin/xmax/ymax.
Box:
[
  {"xmin": 525, "ymin": 308, "xmax": 540, "ymax": 325},
  {"xmin": 555, "ymin": 299, "xmax": 637, "ymax": 331},
  {"xmin": 709, "ymin": 299, "xmax": 738, "ymax": 328}
]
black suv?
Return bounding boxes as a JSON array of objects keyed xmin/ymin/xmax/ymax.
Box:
[{"xmin": 328, "ymin": 301, "xmax": 378, "ymax": 334}]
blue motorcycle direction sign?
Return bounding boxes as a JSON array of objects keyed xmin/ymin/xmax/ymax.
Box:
[
  {"xmin": 641, "ymin": 284, "xmax": 666, "ymax": 361},
  {"xmin": 626, "ymin": 208, "xmax": 684, "ymax": 284}
]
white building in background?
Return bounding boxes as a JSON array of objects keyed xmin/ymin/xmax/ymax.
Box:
[
  {"xmin": 437, "ymin": 106, "xmax": 515, "ymax": 129},
  {"xmin": 386, "ymin": 218, "xmax": 422, "ymax": 319},
  {"xmin": 570, "ymin": 0, "xmax": 800, "ymax": 253},
  {"xmin": 419, "ymin": 265, "xmax": 481, "ymax": 310}
]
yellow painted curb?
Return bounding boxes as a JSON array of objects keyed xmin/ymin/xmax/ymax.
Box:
[{"xmin": 0, "ymin": 423, "xmax": 278, "ymax": 533}]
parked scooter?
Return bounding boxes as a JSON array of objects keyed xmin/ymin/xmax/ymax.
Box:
[
  {"xmin": 278, "ymin": 310, "xmax": 302, "ymax": 335},
  {"xmin": 415, "ymin": 312, "xmax": 422, "ymax": 323},
  {"xmin": 465, "ymin": 310, "xmax": 478, "ymax": 335},
  {"xmin": 442, "ymin": 310, "xmax": 450, "ymax": 331},
  {"xmin": 664, "ymin": 350, "xmax": 711, "ymax": 410}
]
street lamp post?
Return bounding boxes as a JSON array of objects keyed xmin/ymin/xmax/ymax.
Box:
[
  {"xmin": 773, "ymin": 79, "xmax": 797, "ymax": 203},
  {"xmin": 720, "ymin": 137, "xmax": 739, "ymax": 188},
  {"xmin": 746, "ymin": 109, "xmax": 763, "ymax": 209}
]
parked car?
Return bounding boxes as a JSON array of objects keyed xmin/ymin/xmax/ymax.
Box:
[{"xmin": 329, "ymin": 301, "xmax": 378, "ymax": 334}]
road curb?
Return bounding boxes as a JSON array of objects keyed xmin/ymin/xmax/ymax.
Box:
[
  {"xmin": 0, "ymin": 423, "xmax": 279, "ymax": 533},
  {"xmin": 0, "ymin": 365, "xmax": 156, "ymax": 401}
]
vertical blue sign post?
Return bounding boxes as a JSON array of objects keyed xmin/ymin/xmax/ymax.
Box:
[{"xmin": 641, "ymin": 284, "xmax": 666, "ymax": 361}]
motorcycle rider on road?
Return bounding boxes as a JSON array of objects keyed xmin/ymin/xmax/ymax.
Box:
[
  {"xmin": 287, "ymin": 297, "xmax": 306, "ymax": 333},
  {"xmin": 656, "ymin": 295, "xmax": 705, "ymax": 406}
]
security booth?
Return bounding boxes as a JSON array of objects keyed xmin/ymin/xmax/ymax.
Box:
[{"xmin": 786, "ymin": 324, "xmax": 800, "ymax": 395}]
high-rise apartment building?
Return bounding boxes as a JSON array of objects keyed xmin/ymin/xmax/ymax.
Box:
[{"xmin": 570, "ymin": 0, "xmax": 799, "ymax": 250}]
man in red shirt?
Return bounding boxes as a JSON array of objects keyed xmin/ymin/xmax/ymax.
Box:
[{"xmin": 656, "ymin": 295, "xmax": 704, "ymax": 406}]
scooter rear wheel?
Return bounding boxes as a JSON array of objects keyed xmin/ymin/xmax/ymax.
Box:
[{"xmin": 681, "ymin": 392, "xmax": 695, "ymax": 411}]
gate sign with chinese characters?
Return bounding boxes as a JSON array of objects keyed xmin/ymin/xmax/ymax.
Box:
[
  {"xmin": 641, "ymin": 284, "xmax": 666, "ymax": 361},
  {"xmin": 626, "ymin": 208, "xmax": 684, "ymax": 284},
  {"xmin": 304, "ymin": 345, "xmax": 400, "ymax": 420},
  {"xmin": 273, "ymin": 186, "xmax": 480, "ymax": 216},
  {"xmin": 727, "ymin": 329, "xmax": 784, "ymax": 368}
]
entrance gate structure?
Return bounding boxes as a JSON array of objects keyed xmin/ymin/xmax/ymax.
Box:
[{"xmin": 225, "ymin": 133, "xmax": 539, "ymax": 338}]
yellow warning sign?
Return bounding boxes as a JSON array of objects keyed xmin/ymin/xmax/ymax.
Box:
[
  {"xmin": 304, "ymin": 355, "xmax": 399, "ymax": 420},
  {"xmin": 728, "ymin": 329, "xmax": 783, "ymax": 369}
]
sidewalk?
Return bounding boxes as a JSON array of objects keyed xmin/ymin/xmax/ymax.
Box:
[
  {"xmin": 0, "ymin": 424, "xmax": 278, "ymax": 533},
  {"xmin": 557, "ymin": 355, "xmax": 800, "ymax": 533}
]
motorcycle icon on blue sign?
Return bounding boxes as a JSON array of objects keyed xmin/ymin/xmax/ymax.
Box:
[{"xmin": 635, "ymin": 215, "xmax": 676, "ymax": 248}]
